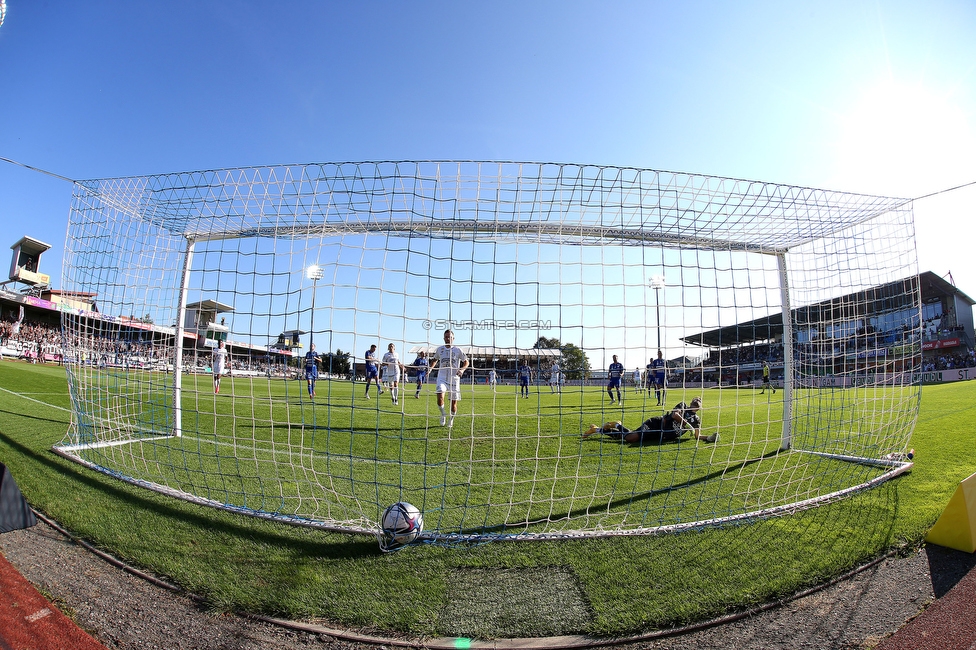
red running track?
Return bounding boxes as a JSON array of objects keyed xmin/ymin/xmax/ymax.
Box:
[
  {"xmin": 875, "ymin": 555, "xmax": 976, "ymax": 650},
  {"xmin": 0, "ymin": 551, "xmax": 108, "ymax": 650}
]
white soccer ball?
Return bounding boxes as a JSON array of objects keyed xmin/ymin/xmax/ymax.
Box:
[{"xmin": 380, "ymin": 501, "xmax": 424, "ymax": 550}]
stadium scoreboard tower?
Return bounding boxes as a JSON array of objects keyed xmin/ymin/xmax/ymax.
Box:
[
  {"xmin": 8, "ymin": 236, "xmax": 51, "ymax": 288},
  {"xmin": 276, "ymin": 330, "xmax": 306, "ymax": 350},
  {"xmin": 184, "ymin": 300, "xmax": 234, "ymax": 348}
]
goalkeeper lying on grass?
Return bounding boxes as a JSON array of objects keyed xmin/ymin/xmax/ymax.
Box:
[{"xmin": 583, "ymin": 396, "xmax": 718, "ymax": 444}]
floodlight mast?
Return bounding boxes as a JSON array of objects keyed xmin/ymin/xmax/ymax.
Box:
[
  {"xmin": 649, "ymin": 275, "xmax": 666, "ymax": 352},
  {"xmin": 306, "ymin": 265, "xmax": 324, "ymax": 349}
]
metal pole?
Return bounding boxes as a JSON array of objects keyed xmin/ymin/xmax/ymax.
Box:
[
  {"xmin": 655, "ymin": 287, "xmax": 662, "ymax": 351},
  {"xmin": 306, "ymin": 265, "xmax": 324, "ymax": 352},
  {"xmin": 778, "ymin": 253, "xmax": 793, "ymax": 451},
  {"xmin": 172, "ymin": 240, "xmax": 195, "ymax": 438},
  {"xmin": 649, "ymin": 275, "xmax": 666, "ymax": 353},
  {"xmin": 310, "ymin": 279, "xmax": 316, "ymax": 349}
]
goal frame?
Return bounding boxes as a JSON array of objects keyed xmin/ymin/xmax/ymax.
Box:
[{"xmin": 54, "ymin": 160, "xmax": 921, "ymax": 544}]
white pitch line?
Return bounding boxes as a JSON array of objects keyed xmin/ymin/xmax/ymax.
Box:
[{"xmin": 0, "ymin": 385, "xmax": 72, "ymax": 412}]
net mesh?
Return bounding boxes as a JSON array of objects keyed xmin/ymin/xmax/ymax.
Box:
[{"xmin": 55, "ymin": 161, "xmax": 921, "ymax": 542}]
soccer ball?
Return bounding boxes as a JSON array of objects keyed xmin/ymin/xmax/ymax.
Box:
[{"xmin": 379, "ymin": 501, "xmax": 424, "ymax": 551}]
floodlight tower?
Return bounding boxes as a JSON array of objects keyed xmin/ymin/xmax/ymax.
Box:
[
  {"xmin": 649, "ymin": 275, "xmax": 666, "ymax": 352},
  {"xmin": 306, "ymin": 265, "xmax": 324, "ymax": 349}
]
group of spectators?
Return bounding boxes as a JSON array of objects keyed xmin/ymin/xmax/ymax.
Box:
[
  {"xmin": 921, "ymin": 316, "xmax": 967, "ymax": 340},
  {"xmin": 700, "ymin": 343, "xmax": 785, "ymax": 368},
  {"xmin": 64, "ymin": 330, "xmax": 169, "ymax": 368},
  {"xmin": 0, "ymin": 320, "xmax": 60, "ymax": 362},
  {"xmin": 923, "ymin": 352, "xmax": 976, "ymax": 372},
  {"xmin": 0, "ymin": 319, "xmax": 296, "ymax": 378}
]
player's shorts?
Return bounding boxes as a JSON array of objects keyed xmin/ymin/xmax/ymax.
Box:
[
  {"xmin": 654, "ymin": 373, "xmax": 666, "ymax": 387},
  {"xmin": 628, "ymin": 417, "xmax": 681, "ymax": 444},
  {"xmin": 305, "ymin": 367, "xmax": 318, "ymax": 380},
  {"xmin": 519, "ymin": 376, "xmax": 529, "ymax": 387},
  {"xmin": 607, "ymin": 378, "xmax": 621, "ymax": 389},
  {"xmin": 415, "ymin": 371, "xmax": 427, "ymax": 383},
  {"xmin": 365, "ymin": 366, "xmax": 378, "ymax": 379},
  {"xmin": 436, "ymin": 375, "xmax": 461, "ymax": 400},
  {"xmin": 383, "ymin": 368, "xmax": 401, "ymax": 383}
]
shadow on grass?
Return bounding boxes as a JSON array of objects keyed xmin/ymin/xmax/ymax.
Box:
[
  {"xmin": 0, "ymin": 428, "xmax": 377, "ymax": 561},
  {"xmin": 0, "ymin": 407, "xmax": 71, "ymax": 427},
  {"xmin": 469, "ymin": 449, "xmax": 785, "ymax": 536}
]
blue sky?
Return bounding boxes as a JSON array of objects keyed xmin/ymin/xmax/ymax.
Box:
[{"xmin": 1, "ymin": 1, "xmax": 975, "ymax": 361}]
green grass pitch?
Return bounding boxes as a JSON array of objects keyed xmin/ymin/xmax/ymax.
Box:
[
  {"xmin": 57, "ymin": 367, "xmax": 904, "ymax": 538},
  {"xmin": 2, "ymin": 360, "xmax": 971, "ymax": 637}
]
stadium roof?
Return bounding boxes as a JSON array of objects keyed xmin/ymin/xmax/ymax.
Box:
[
  {"xmin": 681, "ymin": 271, "xmax": 968, "ymax": 349},
  {"xmin": 185, "ymin": 300, "xmax": 235, "ymax": 313},
  {"xmin": 920, "ymin": 271, "xmax": 975, "ymax": 305},
  {"xmin": 10, "ymin": 235, "xmax": 51, "ymax": 255},
  {"xmin": 680, "ymin": 314, "xmax": 784, "ymax": 349}
]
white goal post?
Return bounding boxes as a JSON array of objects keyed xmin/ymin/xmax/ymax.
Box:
[{"xmin": 54, "ymin": 161, "xmax": 920, "ymax": 544}]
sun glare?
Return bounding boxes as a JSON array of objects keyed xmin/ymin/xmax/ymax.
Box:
[{"xmin": 832, "ymin": 81, "xmax": 973, "ymax": 195}]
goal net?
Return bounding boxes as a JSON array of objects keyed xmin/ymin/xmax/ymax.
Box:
[{"xmin": 55, "ymin": 161, "xmax": 920, "ymax": 543}]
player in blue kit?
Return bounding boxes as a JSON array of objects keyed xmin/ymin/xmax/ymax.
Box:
[
  {"xmin": 518, "ymin": 360, "xmax": 531, "ymax": 398},
  {"xmin": 649, "ymin": 350, "xmax": 667, "ymax": 406},
  {"xmin": 607, "ymin": 354, "xmax": 623, "ymax": 403},
  {"xmin": 364, "ymin": 344, "xmax": 382, "ymax": 398},
  {"xmin": 304, "ymin": 343, "xmax": 320, "ymax": 398},
  {"xmin": 411, "ymin": 350, "xmax": 429, "ymax": 398}
]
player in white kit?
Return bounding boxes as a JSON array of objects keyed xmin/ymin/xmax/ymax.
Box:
[
  {"xmin": 428, "ymin": 329, "xmax": 469, "ymax": 427},
  {"xmin": 381, "ymin": 343, "xmax": 405, "ymax": 405},
  {"xmin": 212, "ymin": 340, "xmax": 228, "ymax": 394}
]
